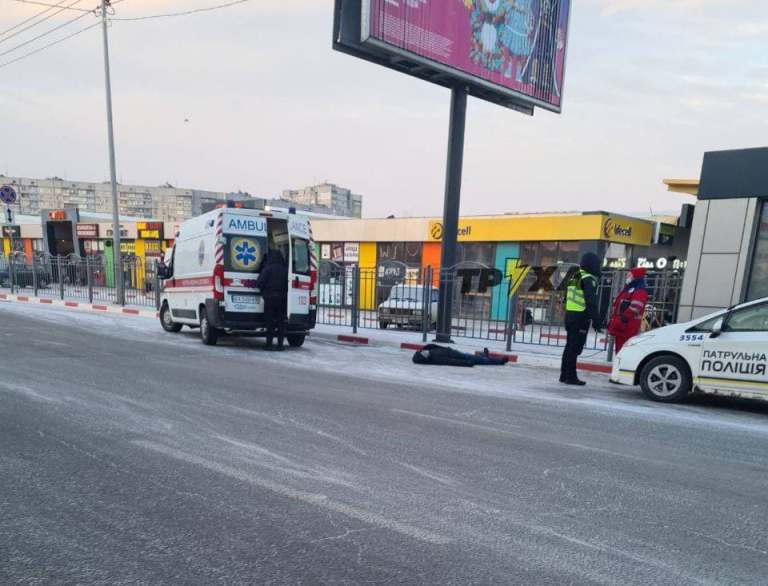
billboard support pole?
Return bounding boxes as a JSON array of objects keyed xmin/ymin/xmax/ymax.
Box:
[{"xmin": 435, "ymin": 86, "xmax": 468, "ymax": 343}]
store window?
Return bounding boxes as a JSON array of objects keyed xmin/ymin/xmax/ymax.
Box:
[
  {"xmin": 520, "ymin": 243, "xmax": 539, "ymax": 266},
  {"xmin": 377, "ymin": 242, "xmax": 422, "ymax": 267},
  {"xmin": 557, "ymin": 241, "xmax": 580, "ymax": 266},
  {"xmin": 456, "ymin": 243, "xmax": 494, "ymax": 267},
  {"xmin": 747, "ymin": 201, "xmax": 768, "ymax": 302},
  {"xmin": 540, "ymin": 241, "xmax": 558, "ymax": 268},
  {"xmin": 376, "ymin": 242, "xmax": 423, "ymax": 305}
]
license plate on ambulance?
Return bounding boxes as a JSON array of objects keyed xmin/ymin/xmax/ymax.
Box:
[{"xmin": 231, "ymin": 294, "xmax": 257, "ymax": 306}]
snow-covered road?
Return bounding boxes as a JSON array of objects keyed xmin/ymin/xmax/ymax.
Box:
[{"xmin": 2, "ymin": 300, "xmax": 768, "ymax": 585}]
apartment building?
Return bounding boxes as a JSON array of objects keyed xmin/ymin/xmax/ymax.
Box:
[
  {"xmin": 0, "ymin": 175, "xmax": 255, "ymax": 223},
  {"xmin": 280, "ymin": 182, "xmax": 363, "ymax": 218}
]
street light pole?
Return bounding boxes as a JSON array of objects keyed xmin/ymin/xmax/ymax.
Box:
[{"xmin": 100, "ymin": 0, "xmax": 123, "ymax": 305}]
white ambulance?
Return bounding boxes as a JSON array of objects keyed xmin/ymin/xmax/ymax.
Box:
[
  {"xmin": 158, "ymin": 207, "xmax": 317, "ymax": 346},
  {"xmin": 611, "ymin": 297, "xmax": 768, "ymax": 403}
]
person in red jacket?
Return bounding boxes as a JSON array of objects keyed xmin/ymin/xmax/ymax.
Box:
[{"xmin": 608, "ymin": 267, "xmax": 649, "ymax": 353}]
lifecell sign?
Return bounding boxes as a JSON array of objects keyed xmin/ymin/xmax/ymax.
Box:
[
  {"xmin": 427, "ymin": 215, "xmax": 653, "ymax": 245},
  {"xmin": 361, "ymin": 0, "xmax": 571, "ymax": 112}
]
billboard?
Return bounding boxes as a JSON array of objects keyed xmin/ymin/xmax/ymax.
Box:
[{"xmin": 336, "ymin": 0, "xmax": 570, "ymax": 113}]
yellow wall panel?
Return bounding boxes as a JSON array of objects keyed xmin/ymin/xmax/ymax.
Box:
[{"xmin": 358, "ymin": 242, "xmax": 377, "ymax": 310}]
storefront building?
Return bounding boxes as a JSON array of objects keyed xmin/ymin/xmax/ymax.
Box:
[
  {"xmin": 312, "ymin": 211, "xmax": 686, "ymax": 315},
  {"xmin": 670, "ymin": 147, "xmax": 768, "ymax": 320},
  {"xmin": 1, "ymin": 207, "xmax": 182, "ymax": 269}
]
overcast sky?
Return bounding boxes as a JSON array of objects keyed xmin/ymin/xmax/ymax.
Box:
[{"xmin": 1, "ymin": 0, "xmax": 766, "ymax": 218}]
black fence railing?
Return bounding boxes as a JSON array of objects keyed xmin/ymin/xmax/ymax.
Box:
[
  {"xmin": 0, "ymin": 252, "xmax": 160, "ymax": 308},
  {"xmin": 1, "ymin": 254, "xmax": 684, "ymax": 351},
  {"xmin": 316, "ymin": 260, "xmax": 684, "ymax": 350}
]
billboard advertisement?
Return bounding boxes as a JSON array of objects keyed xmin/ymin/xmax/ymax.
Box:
[{"xmin": 361, "ymin": 0, "xmax": 570, "ymax": 111}]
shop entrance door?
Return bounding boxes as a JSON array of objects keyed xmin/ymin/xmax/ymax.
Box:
[{"xmin": 46, "ymin": 221, "xmax": 75, "ymax": 256}]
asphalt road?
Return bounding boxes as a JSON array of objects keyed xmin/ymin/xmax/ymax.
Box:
[{"xmin": 2, "ymin": 303, "xmax": 768, "ymax": 585}]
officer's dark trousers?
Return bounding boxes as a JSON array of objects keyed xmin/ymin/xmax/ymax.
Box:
[
  {"xmin": 561, "ymin": 317, "xmax": 589, "ymax": 381},
  {"xmin": 264, "ymin": 296, "xmax": 286, "ymax": 348}
]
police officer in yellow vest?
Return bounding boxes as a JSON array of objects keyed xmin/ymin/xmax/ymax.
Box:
[{"xmin": 560, "ymin": 252, "xmax": 603, "ymax": 385}]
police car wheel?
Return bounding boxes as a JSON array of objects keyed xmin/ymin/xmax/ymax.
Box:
[
  {"xmin": 640, "ymin": 355, "xmax": 691, "ymax": 403},
  {"xmin": 160, "ymin": 303, "xmax": 182, "ymax": 333},
  {"xmin": 199, "ymin": 308, "xmax": 219, "ymax": 346}
]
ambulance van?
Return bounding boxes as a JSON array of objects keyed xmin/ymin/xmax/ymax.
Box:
[{"xmin": 158, "ymin": 207, "xmax": 317, "ymax": 346}]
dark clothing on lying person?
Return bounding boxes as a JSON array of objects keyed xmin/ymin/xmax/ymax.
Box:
[{"xmin": 412, "ymin": 344, "xmax": 508, "ymax": 367}]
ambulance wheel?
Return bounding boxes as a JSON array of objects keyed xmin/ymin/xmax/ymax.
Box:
[
  {"xmin": 160, "ymin": 303, "xmax": 182, "ymax": 333},
  {"xmin": 287, "ymin": 334, "xmax": 305, "ymax": 348},
  {"xmin": 199, "ymin": 308, "xmax": 219, "ymax": 346},
  {"xmin": 640, "ymin": 355, "xmax": 691, "ymax": 403}
]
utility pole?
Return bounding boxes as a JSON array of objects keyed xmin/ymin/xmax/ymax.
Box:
[{"xmin": 100, "ymin": 0, "xmax": 123, "ymax": 305}]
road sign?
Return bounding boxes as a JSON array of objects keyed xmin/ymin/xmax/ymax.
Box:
[{"xmin": 0, "ymin": 185, "xmax": 17, "ymax": 205}]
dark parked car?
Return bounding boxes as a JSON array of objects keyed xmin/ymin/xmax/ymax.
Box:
[{"xmin": 0, "ymin": 258, "xmax": 51, "ymax": 289}]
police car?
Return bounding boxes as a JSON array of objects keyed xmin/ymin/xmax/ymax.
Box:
[{"xmin": 611, "ymin": 297, "xmax": 768, "ymax": 403}]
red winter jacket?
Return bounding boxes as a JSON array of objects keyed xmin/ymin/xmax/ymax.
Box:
[{"xmin": 607, "ymin": 279, "xmax": 648, "ymax": 338}]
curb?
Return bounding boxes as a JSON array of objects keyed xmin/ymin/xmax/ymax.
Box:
[
  {"xmin": 400, "ymin": 342, "xmax": 427, "ymax": 351},
  {"xmin": 0, "ymin": 293, "xmax": 158, "ymax": 320},
  {"xmin": 337, "ymin": 334, "xmax": 369, "ymax": 345},
  {"xmin": 474, "ymin": 350, "xmax": 519, "ymax": 364},
  {"xmin": 575, "ymin": 361, "xmax": 612, "ymax": 374}
]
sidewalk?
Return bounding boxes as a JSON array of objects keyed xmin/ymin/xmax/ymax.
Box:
[
  {"xmin": 0, "ymin": 291, "xmax": 158, "ymax": 319},
  {"xmin": 311, "ymin": 323, "xmax": 612, "ymax": 374},
  {"xmin": 0, "ymin": 291, "xmax": 612, "ymax": 375}
]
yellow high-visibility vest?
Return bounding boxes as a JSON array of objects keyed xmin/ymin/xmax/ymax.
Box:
[{"xmin": 566, "ymin": 270, "xmax": 597, "ymax": 312}]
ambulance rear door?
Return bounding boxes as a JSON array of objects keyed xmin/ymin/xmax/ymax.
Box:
[
  {"xmin": 288, "ymin": 215, "xmax": 312, "ymax": 318},
  {"xmin": 222, "ymin": 211, "xmax": 268, "ymax": 314}
]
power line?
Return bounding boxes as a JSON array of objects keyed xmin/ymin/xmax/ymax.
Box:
[
  {"xmin": 0, "ymin": 0, "xmax": 75, "ymax": 38},
  {"xmin": 0, "ymin": 19, "xmax": 100, "ymax": 70},
  {"xmin": 12, "ymin": 0, "xmax": 94, "ymax": 12},
  {"xmin": 1, "ymin": 0, "xmax": 87, "ymax": 45},
  {"xmin": 0, "ymin": 9, "xmax": 93, "ymax": 58},
  {"xmin": 110, "ymin": 0, "xmax": 252, "ymax": 22}
]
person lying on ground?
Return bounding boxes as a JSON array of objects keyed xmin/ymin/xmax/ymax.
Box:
[{"xmin": 412, "ymin": 344, "xmax": 509, "ymax": 367}]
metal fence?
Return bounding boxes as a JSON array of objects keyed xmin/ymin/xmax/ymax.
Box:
[
  {"xmin": 317, "ymin": 260, "xmax": 684, "ymax": 351},
  {"xmin": 1, "ymin": 253, "xmax": 685, "ymax": 351},
  {"xmin": 0, "ymin": 252, "xmax": 160, "ymax": 308}
]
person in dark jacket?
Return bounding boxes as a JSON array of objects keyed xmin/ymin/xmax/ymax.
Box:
[
  {"xmin": 256, "ymin": 249, "xmax": 289, "ymax": 351},
  {"xmin": 413, "ymin": 345, "xmax": 509, "ymax": 367},
  {"xmin": 560, "ymin": 252, "xmax": 603, "ymax": 385}
]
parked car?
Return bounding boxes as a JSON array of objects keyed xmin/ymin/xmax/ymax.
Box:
[
  {"xmin": 611, "ymin": 296, "xmax": 768, "ymax": 403},
  {"xmin": 0, "ymin": 257, "xmax": 51, "ymax": 289},
  {"xmin": 378, "ymin": 284, "xmax": 439, "ymax": 330}
]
